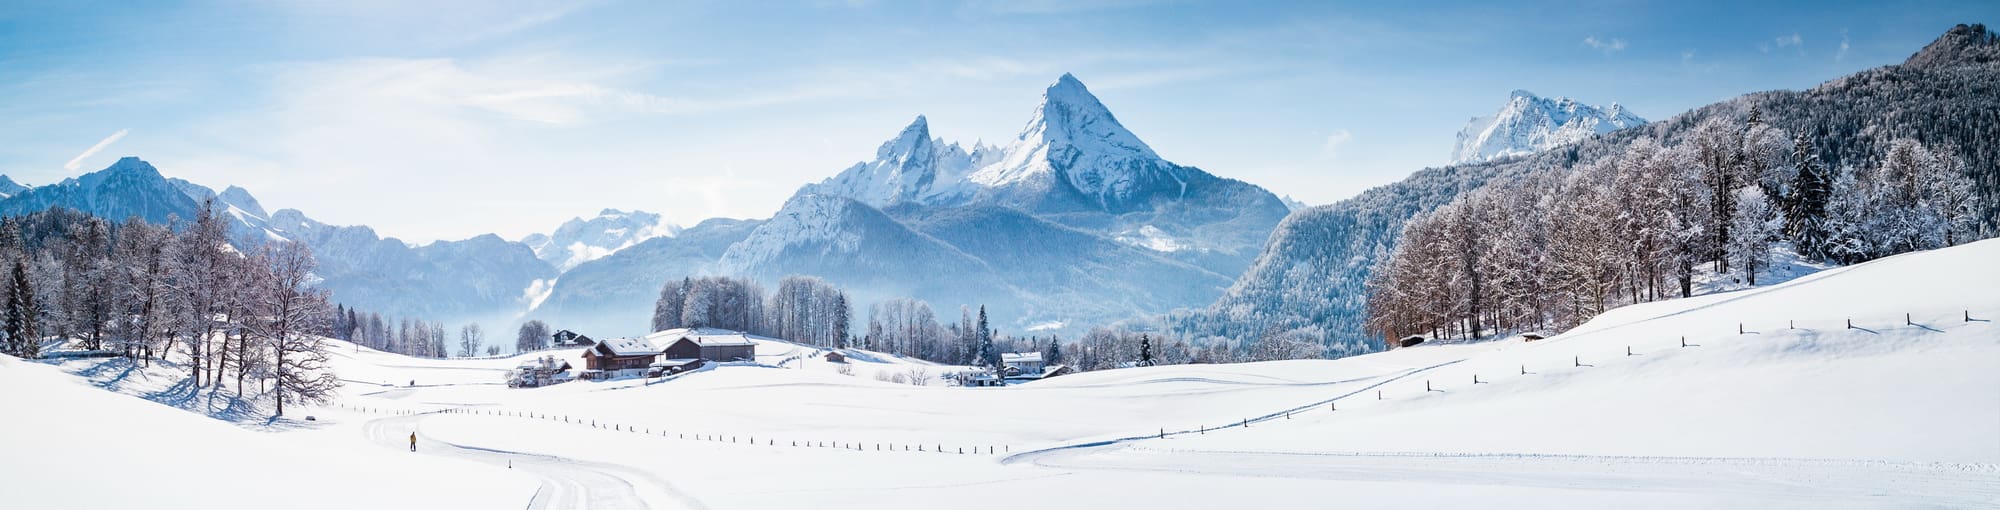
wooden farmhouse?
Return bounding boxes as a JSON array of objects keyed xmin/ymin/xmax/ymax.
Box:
[
  {"xmin": 645, "ymin": 328, "xmax": 759, "ymax": 363},
  {"xmin": 577, "ymin": 328, "xmax": 768, "ymax": 381},
  {"xmin": 581, "ymin": 337, "xmax": 661, "ymax": 379}
]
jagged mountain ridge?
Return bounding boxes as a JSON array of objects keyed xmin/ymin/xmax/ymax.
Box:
[
  {"xmin": 0, "ymin": 157, "xmax": 557, "ymax": 328},
  {"xmin": 520, "ymin": 208, "xmax": 681, "ymax": 272},
  {"xmin": 802, "ymin": 74, "xmax": 1292, "ymax": 265},
  {"xmin": 1451, "ymin": 90, "xmax": 1646, "ymax": 164},
  {"xmin": 1185, "ymin": 23, "xmax": 2000, "ymax": 354},
  {"xmin": 680, "ymin": 74, "xmax": 1287, "ymax": 336}
]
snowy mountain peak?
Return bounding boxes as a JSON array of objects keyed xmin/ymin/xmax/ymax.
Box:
[
  {"xmin": 878, "ymin": 115, "xmax": 935, "ymax": 160},
  {"xmin": 1017, "ymin": 73, "xmax": 1157, "ymax": 161},
  {"xmin": 522, "ymin": 208, "xmax": 680, "ymax": 271},
  {"xmin": 0, "ymin": 175, "xmax": 28, "ymax": 198},
  {"xmin": 799, "ymin": 115, "xmax": 992, "ymax": 208},
  {"xmin": 218, "ymin": 185, "xmax": 269, "ymax": 219},
  {"xmin": 1451, "ymin": 90, "xmax": 1646, "ymax": 164},
  {"xmin": 966, "ymin": 73, "xmax": 1179, "ymax": 210}
]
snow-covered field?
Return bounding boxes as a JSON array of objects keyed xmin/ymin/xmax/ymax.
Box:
[{"xmin": 5, "ymin": 239, "xmax": 1998, "ymax": 509}]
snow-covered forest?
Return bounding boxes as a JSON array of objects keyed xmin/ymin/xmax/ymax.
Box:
[
  {"xmin": 1179, "ymin": 25, "xmax": 2000, "ymax": 354},
  {"xmin": 0, "ymin": 204, "xmax": 340, "ymax": 415},
  {"xmin": 1365, "ymin": 116, "xmax": 1982, "ymax": 341},
  {"xmin": 640, "ymin": 274, "xmax": 1321, "ymax": 372}
]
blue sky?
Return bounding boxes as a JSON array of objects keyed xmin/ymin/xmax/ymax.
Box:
[{"xmin": 1, "ymin": 0, "xmax": 1992, "ymax": 242}]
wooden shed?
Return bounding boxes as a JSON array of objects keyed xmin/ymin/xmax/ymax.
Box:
[
  {"xmin": 824, "ymin": 351, "xmax": 847, "ymax": 363},
  {"xmin": 1398, "ymin": 335, "xmax": 1427, "ymax": 348}
]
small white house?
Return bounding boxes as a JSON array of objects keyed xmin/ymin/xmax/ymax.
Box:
[{"xmin": 1001, "ymin": 352, "xmax": 1045, "ymax": 375}]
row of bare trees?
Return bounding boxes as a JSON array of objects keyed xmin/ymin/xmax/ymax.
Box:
[
  {"xmin": 1366, "ymin": 115, "xmax": 1983, "ymax": 344},
  {"xmin": 0, "ymin": 203, "xmax": 338, "ymax": 416}
]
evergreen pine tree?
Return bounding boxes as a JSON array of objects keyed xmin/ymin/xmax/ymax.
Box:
[
  {"xmin": 1789, "ymin": 133, "xmax": 1834, "ymax": 260},
  {"xmin": 1138, "ymin": 334, "xmax": 1154, "ymax": 367},
  {"xmin": 5, "ymin": 259, "xmax": 37, "ymax": 358},
  {"xmin": 975, "ymin": 305, "xmax": 995, "ymax": 368},
  {"xmin": 1043, "ymin": 335, "xmax": 1063, "ymax": 366}
]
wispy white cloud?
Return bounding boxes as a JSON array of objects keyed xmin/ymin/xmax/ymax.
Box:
[
  {"xmin": 1583, "ymin": 36, "xmax": 1627, "ymax": 54},
  {"xmin": 1837, "ymin": 29, "xmax": 1851, "ymax": 61},
  {"xmin": 1762, "ymin": 32, "xmax": 1804, "ymax": 55},
  {"xmin": 1320, "ymin": 129, "xmax": 1353, "ymax": 158},
  {"xmin": 64, "ymin": 128, "xmax": 129, "ymax": 170}
]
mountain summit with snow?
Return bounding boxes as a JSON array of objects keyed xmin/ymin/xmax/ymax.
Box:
[
  {"xmin": 965, "ymin": 73, "xmax": 1194, "ymax": 213},
  {"xmin": 807, "ymin": 74, "xmax": 1269, "ymax": 217},
  {"xmin": 588, "ymin": 73, "xmax": 1294, "ymax": 335},
  {"xmin": 1450, "ymin": 90, "xmax": 1646, "ymax": 164},
  {"xmin": 522, "ymin": 209, "xmax": 680, "ymax": 271},
  {"xmin": 800, "ymin": 116, "xmax": 996, "ymax": 207}
]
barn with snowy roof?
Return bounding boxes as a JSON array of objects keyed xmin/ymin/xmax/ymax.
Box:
[{"xmin": 645, "ymin": 328, "xmax": 760, "ymax": 363}]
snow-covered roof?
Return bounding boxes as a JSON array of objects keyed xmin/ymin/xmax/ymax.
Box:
[
  {"xmin": 643, "ymin": 327, "xmax": 766, "ymax": 347},
  {"xmin": 594, "ymin": 337, "xmax": 660, "ymax": 357},
  {"xmin": 1002, "ymin": 352, "xmax": 1043, "ymax": 364}
]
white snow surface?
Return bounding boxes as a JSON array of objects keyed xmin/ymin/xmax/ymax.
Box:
[
  {"xmin": 1452, "ymin": 89, "xmax": 1647, "ymax": 164},
  {"xmin": 7, "ymin": 238, "xmax": 1999, "ymax": 508},
  {"xmin": 0, "ymin": 355, "xmax": 534, "ymax": 510}
]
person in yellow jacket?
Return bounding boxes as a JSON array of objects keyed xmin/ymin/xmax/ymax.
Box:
[{"xmin": 409, "ymin": 432, "xmax": 417, "ymax": 452}]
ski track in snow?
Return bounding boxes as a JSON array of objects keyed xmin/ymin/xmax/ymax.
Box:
[{"xmin": 362, "ymin": 411, "xmax": 706, "ymax": 510}]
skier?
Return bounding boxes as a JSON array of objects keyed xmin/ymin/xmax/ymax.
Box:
[{"xmin": 409, "ymin": 432, "xmax": 417, "ymax": 452}]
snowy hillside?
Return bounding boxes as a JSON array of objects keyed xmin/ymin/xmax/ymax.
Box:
[
  {"xmin": 8, "ymin": 237, "xmax": 1996, "ymax": 508},
  {"xmin": 522, "ymin": 208, "xmax": 681, "ymax": 272},
  {"xmin": 1194, "ymin": 25, "xmax": 2000, "ymax": 353},
  {"xmin": 0, "ymin": 354, "xmax": 534, "ymax": 510},
  {"xmin": 1451, "ymin": 90, "xmax": 1645, "ymax": 164}
]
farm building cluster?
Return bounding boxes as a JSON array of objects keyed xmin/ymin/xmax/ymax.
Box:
[
  {"xmin": 578, "ymin": 327, "xmax": 763, "ymax": 380},
  {"xmin": 962, "ymin": 352, "xmax": 1073, "ymax": 387}
]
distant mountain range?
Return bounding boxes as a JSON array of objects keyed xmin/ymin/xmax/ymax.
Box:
[
  {"xmin": 1451, "ymin": 90, "xmax": 1645, "ymax": 164},
  {"xmin": 521, "ymin": 209, "xmax": 680, "ymax": 272},
  {"xmin": 0, "ymin": 157, "xmax": 557, "ymax": 329},
  {"xmin": 537, "ymin": 74, "xmax": 1290, "ymax": 336},
  {"xmin": 2, "ymin": 74, "xmax": 1290, "ymax": 340}
]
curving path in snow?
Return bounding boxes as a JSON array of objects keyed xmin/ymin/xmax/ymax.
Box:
[{"xmin": 361, "ymin": 411, "xmax": 705, "ymax": 510}]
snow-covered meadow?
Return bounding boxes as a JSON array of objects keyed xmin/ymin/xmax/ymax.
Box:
[{"xmin": 5, "ymin": 238, "xmax": 1998, "ymax": 509}]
